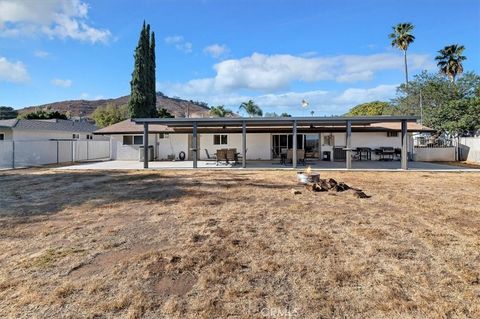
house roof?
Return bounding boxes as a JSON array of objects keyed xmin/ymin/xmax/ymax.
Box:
[
  {"xmin": 0, "ymin": 119, "xmax": 98, "ymax": 132},
  {"xmin": 95, "ymin": 117, "xmax": 434, "ymax": 134},
  {"xmin": 94, "ymin": 119, "xmax": 173, "ymax": 135}
]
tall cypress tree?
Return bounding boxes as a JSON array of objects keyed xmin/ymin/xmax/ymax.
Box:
[
  {"xmin": 128, "ymin": 22, "xmax": 157, "ymax": 118},
  {"xmin": 150, "ymin": 32, "xmax": 157, "ymax": 116}
]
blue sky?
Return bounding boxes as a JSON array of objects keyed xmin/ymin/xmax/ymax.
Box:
[{"xmin": 0, "ymin": 0, "xmax": 479, "ymax": 115}]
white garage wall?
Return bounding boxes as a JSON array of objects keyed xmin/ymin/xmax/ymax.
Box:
[
  {"xmin": 459, "ymin": 137, "xmax": 480, "ymax": 163},
  {"xmin": 0, "ymin": 141, "xmax": 13, "ymax": 169},
  {"xmin": 199, "ymin": 133, "xmax": 271, "ymax": 160},
  {"xmin": 110, "ymin": 134, "xmax": 157, "ymax": 160},
  {"xmin": 157, "ymin": 134, "xmax": 189, "ymax": 160}
]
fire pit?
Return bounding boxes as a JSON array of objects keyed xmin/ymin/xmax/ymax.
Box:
[{"xmin": 297, "ymin": 166, "xmax": 319, "ymax": 184}]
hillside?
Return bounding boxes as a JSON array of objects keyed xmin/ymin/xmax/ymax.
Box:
[{"xmin": 18, "ymin": 93, "xmax": 212, "ymax": 118}]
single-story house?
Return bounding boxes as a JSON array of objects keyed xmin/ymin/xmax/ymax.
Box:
[
  {"xmin": 0, "ymin": 119, "xmax": 101, "ymax": 141},
  {"xmin": 95, "ymin": 117, "xmax": 436, "ymax": 169}
]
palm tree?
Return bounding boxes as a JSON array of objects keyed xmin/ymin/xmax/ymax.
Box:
[
  {"xmin": 389, "ymin": 23, "xmax": 415, "ymax": 87},
  {"xmin": 239, "ymin": 100, "xmax": 263, "ymax": 117},
  {"xmin": 435, "ymin": 44, "xmax": 466, "ymax": 83},
  {"xmin": 209, "ymin": 105, "xmax": 233, "ymax": 117}
]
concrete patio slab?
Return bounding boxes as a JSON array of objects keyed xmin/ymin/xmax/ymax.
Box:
[{"xmin": 56, "ymin": 160, "xmax": 478, "ymax": 171}]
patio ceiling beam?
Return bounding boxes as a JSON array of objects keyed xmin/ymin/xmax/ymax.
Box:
[{"xmin": 133, "ymin": 116, "xmax": 419, "ymax": 128}]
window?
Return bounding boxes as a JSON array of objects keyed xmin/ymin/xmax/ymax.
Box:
[
  {"xmin": 387, "ymin": 131, "xmax": 398, "ymax": 137},
  {"xmin": 213, "ymin": 134, "xmax": 228, "ymax": 145},
  {"xmin": 123, "ymin": 135, "xmax": 144, "ymax": 145},
  {"xmin": 0, "ymin": 133, "xmax": 4, "ymax": 141},
  {"xmin": 72, "ymin": 133, "xmax": 79, "ymax": 139},
  {"xmin": 159, "ymin": 133, "xmax": 169, "ymax": 139},
  {"xmin": 86, "ymin": 134, "xmax": 93, "ymax": 140}
]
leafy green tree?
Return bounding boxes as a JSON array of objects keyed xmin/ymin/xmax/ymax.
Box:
[
  {"xmin": 389, "ymin": 23, "xmax": 415, "ymax": 87},
  {"xmin": 393, "ymin": 71, "xmax": 480, "ymax": 135},
  {"xmin": 239, "ymin": 100, "xmax": 263, "ymax": 117},
  {"xmin": 92, "ymin": 104, "xmax": 129, "ymax": 128},
  {"xmin": 435, "ymin": 44, "xmax": 467, "ymax": 83},
  {"xmin": 158, "ymin": 108, "xmax": 174, "ymax": 118},
  {"xmin": 346, "ymin": 101, "xmax": 394, "ymax": 116},
  {"xmin": 209, "ymin": 105, "xmax": 233, "ymax": 117},
  {"xmin": 128, "ymin": 22, "xmax": 157, "ymax": 118},
  {"xmin": 0, "ymin": 106, "xmax": 18, "ymax": 119},
  {"xmin": 21, "ymin": 109, "xmax": 68, "ymax": 120},
  {"xmin": 264, "ymin": 112, "xmax": 291, "ymax": 117}
]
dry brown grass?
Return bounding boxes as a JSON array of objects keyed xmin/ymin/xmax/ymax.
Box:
[{"xmin": 0, "ymin": 168, "xmax": 479, "ymax": 318}]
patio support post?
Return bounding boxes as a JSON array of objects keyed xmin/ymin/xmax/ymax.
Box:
[
  {"xmin": 292, "ymin": 120, "xmax": 297, "ymax": 169},
  {"xmin": 401, "ymin": 119, "xmax": 408, "ymax": 170},
  {"xmin": 143, "ymin": 123, "xmax": 149, "ymax": 169},
  {"xmin": 242, "ymin": 121, "xmax": 246, "ymax": 168},
  {"xmin": 345, "ymin": 120, "xmax": 352, "ymax": 169},
  {"xmin": 192, "ymin": 121, "xmax": 198, "ymax": 168}
]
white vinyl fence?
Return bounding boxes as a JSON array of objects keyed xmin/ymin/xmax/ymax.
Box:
[
  {"xmin": 458, "ymin": 137, "xmax": 480, "ymax": 163},
  {"xmin": 0, "ymin": 140, "xmax": 110, "ymax": 169}
]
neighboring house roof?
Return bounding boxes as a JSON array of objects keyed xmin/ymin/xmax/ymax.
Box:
[
  {"xmin": 95, "ymin": 118, "xmax": 435, "ymax": 134},
  {"xmin": 0, "ymin": 119, "xmax": 97, "ymax": 132},
  {"xmin": 94, "ymin": 119, "xmax": 172, "ymax": 135},
  {"xmin": 0, "ymin": 119, "xmax": 19, "ymax": 128}
]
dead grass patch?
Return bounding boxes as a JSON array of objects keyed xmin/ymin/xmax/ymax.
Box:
[{"xmin": 0, "ymin": 169, "xmax": 479, "ymax": 318}]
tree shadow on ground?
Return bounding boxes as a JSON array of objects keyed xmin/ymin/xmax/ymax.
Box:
[
  {"xmin": 0, "ymin": 171, "xmax": 195, "ymax": 219},
  {"xmin": 0, "ymin": 170, "xmax": 296, "ymax": 221}
]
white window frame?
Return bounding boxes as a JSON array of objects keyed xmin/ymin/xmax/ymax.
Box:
[
  {"xmin": 72, "ymin": 133, "xmax": 79, "ymax": 139},
  {"xmin": 159, "ymin": 133, "xmax": 169, "ymax": 139},
  {"xmin": 213, "ymin": 134, "xmax": 228, "ymax": 145},
  {"xmin": 123, "ymin": 135, "xmax": 144, "ymax": 145},
  {"xmin": 387, "ymin": 131, "xmax": 398, "ymax": 137}
]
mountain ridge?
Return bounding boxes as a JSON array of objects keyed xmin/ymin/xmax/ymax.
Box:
[{"xmin": 17, "ymin": 93, "xmax": 212, "ymax": 118}]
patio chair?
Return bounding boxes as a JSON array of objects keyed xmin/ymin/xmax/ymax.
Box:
[
  {"xmin": 216, "ymin": 149, "xmax": 227, "ymax": 165},
  {"xmin": 226, "ymin": 148, "xmax": 237, "ymax": 164},
  {"xmin": 286, "ymin": 149, "xmax": 306, "ymax": 165},
  {"xmin": 205, "ymin": 149, "xmax": 216, "ymax": 160},
  {"xmin": 236, "ymin": 148, "xmax": 247, "ymax": 162}
]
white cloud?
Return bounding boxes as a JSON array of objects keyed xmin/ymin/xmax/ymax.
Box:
[
  {"xmin": 334, "ymin": 84, "xmax": 398, "ymax": 104},
  {"xmin": 34, "ymin": 50, "xmax": 50, "ymax": 58},
  {"xmin": 0, "ymin": 56, "xmax": 29, "ymax": 83},
  {"xmin": 203, "ymin": 44, "xmax": 229, "ymax": 58},
  {"xmin": 164, "ymin": 35, "xmax": 192, "ymax": 53},
  {"xmin": 162, "ymin": 52, "xmax": 433, "ymax": 94},
  {"xmin": 158, "ymin": 83, "xmax": 399, "ymax": 116},
  {"xmin": 51, "ymin": 78, "xmax": 72, "ymax": 87},
  {"xmin": 0, "ymin": 0, "xmax": 111, "ymax": 44}
]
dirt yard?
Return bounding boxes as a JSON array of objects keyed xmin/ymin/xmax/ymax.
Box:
[{"xmin": 0, "ymin": 169, "xmax": 479, "ymax": 319}]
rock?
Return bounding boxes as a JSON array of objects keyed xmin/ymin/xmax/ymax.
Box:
[
  {"xmin": 352, "ymin": 190, "xmax": 371, "ymax": 198},
  {"xmin": 291, "ymin": 189, "xmax": 302, "ymax": 195}
]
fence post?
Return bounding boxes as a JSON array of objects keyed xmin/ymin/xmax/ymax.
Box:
[
  {"xmin": 56, "ymin": 140, "xmax": 59, "ymax": 164},
  {"xmin": 71, "ymin": 140, "xmax": 74, "ymax": 162},
  {"xmin": 12, "ymin": 141, "xmax": 15, "ymax": 169},
  {"xmin": 86, "ymin": 140, "xmax": 89, "ymax": 161}
]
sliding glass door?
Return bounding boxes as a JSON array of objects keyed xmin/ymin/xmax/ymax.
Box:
[{"xmin": 272, "ymin": 134, "xmax": 304, "ymax": 158}]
